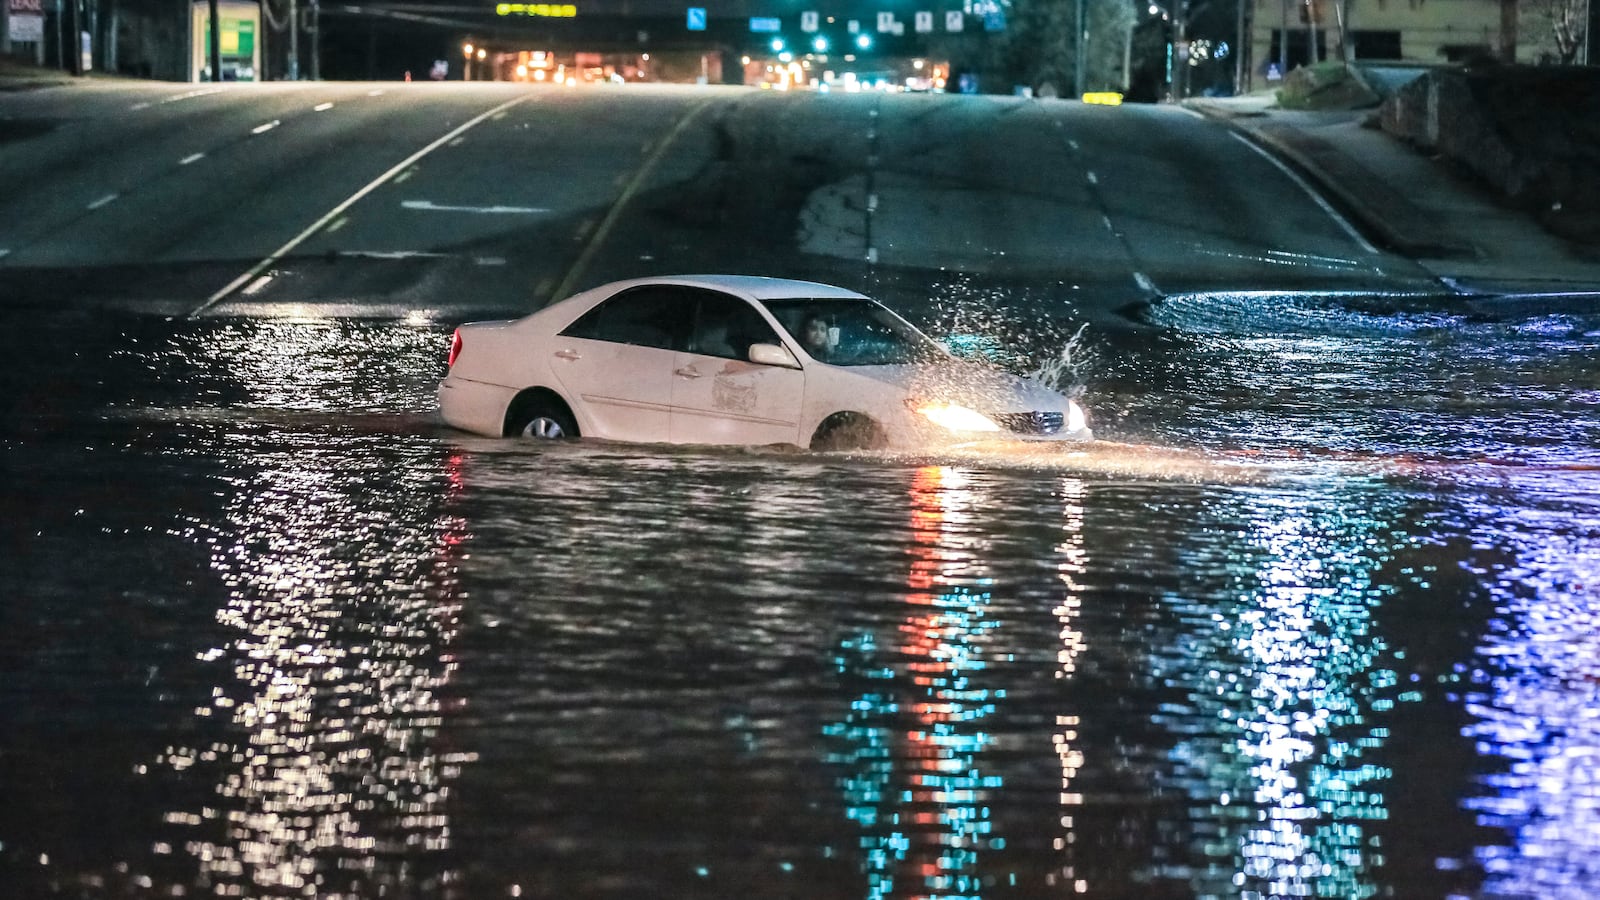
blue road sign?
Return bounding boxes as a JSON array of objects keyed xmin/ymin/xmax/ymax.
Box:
[{"xmin": 686, "ymin": 6, "xmax": 706, "ymax": 30}]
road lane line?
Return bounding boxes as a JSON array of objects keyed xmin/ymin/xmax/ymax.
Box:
[
  {"xmin": 314, "ymin": 102, "xmax": 335, "ymax": 111},
  {"xmin": 402, "ymin": 200, "xmax": 548, "ymax": 214},
  {"xmin": 1086, "ymin": 171, "xmax": 1098, "ymax": 185},
  {"xmin": 251, "ymin": 120, "xmax": 280, "ymax": 134},
  {"xmin": 179, "ymin": 152, "xmax": 206, "ymax": 165},
  {"xmin": 549, "ymin": 95, "xmax": 716, "ymax": 303},
  {"xmin": 327, "ymin": 216, "xmax": 349, "ymax": 232},
  {"xmin": 1134, "ymin": 271, "xmax": 1158, "ymax": 293},
  {"xmin": 1231, "ymin": 131, "xmax": 1379, "ymax": 255},
  {"xmin": 0, "ymin": 249, "xmax": 10, "ymax": 260},
  {"xmin": 190, "ymin": 94, "xmax": 534, "ymax": 317},
  {"xmin": 395, "ymin": 169, "xmax": 416, "ymax": 184},
  {"xmin": 87, "ymin": 193, "xmax": 119, "ymax": 210},
  {"xmin": 242, "ymin": 275, "xmax": 275, "ymax": 295}
]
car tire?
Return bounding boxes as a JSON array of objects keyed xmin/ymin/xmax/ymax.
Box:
[
  {"xmin": 809, "ymin": 413, "xmax": 885, "ymax": 451},
  {"xmin": 507, "ymin": 396, "xmax": 580, "ymax": 440}
]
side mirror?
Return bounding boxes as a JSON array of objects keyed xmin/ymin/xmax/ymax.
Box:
[{"xmin": 747, "ymin": 342, "xmax": 801, "ymax": 369}]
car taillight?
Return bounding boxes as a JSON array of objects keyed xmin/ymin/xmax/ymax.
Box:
[{"xmin": 447, "ymin": 329, "xmax": 462, "ymax": 368}]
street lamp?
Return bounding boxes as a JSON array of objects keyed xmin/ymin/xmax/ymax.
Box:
[{"xmin": 462, "ymin": 42, "xmax": 474, "ymax": 81}]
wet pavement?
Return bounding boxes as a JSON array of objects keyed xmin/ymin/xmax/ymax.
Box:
[{"xmin": 3, "ymin": 287, "xmax": 1598, "ymax": 898}]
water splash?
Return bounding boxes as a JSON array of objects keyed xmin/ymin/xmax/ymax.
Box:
[{"xmin": 921, "ymin": 275, "xmax": 1096, "ymax": 395}]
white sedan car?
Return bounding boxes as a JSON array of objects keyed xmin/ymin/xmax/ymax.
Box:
[{"xmin": 438, "ymin": 275, "xmax": 1091, "ymax": 450}]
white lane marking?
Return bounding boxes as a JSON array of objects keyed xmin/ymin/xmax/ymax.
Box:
[
  {"xmin": 403, "ymin": 197, "xmax": 553, "ymax": 212},
  {"xmin": 1134, "ymin": 271, "xmax": 1158, "ymax": 293},
  {"xmin": 1231, "ymin": 131, "xmax": 1379, "ymax": 255},
  {"xmin": 241, "ymin": 275, "xmax": 274, "ymax": 295},
  {"xmin": 1178, "ymin": 106, "xmax": 1208, "ymax": 120},
  {"xmin": 191, "ymin": 94, "xmax": 533, "ymax": 316},
  {"xmin": 87, "ymin": 193, "xmax": 119, "ymax": 210},
  {"xmin": 1086, "ymin": 171, "xmax": 1098, "ymax": 185},
  {"xmin": 475, "ymin": 256, "xmax": 507, "ymax": 266},
  {"xmin": 338, "ymin": 250, "xmax": 451, "ymax": 259},
  {"xmin": 1102, "ymin": 214, "xmax": 1114, "ymax": 231},
  {"xmin": 131, "ymin": 88, "xmax": 224, "ymax": 110},
  {"xmin": 866, "ymin": 247, "xmax": 879, "ymax": 264},
  {"xmin": 1068, "ymin": 139, "xmax": 1080, "ymax": 151},
  {"xmin": 867, "ymin": 193, "xmax": 878, "ymax": 212},
  {"xmin": 1265, "ymin": 248, "xmax": 1363, "ymax": 267},
  {"xmin": 314, "ymin": 102, "xmax": 335, "ymax": 111},
  {"xmin": 179, "ymin": 152, "xmax": 206, "ymax": 166},
  {"xmin": 368, "ymin": 89, "xmax": 386, "ymax": 97},
  {"xmin": 0, "ymin": 249, "xmax": 11, "ymax": 260},
  {"xmin": 251, "ymin": 120, "xmax": 280, "ymax": 134}
]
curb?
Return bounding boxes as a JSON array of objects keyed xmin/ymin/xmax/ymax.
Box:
[{"xmin": 1187, "ymin": 100, "xmax": 1476, "ymax": 260}]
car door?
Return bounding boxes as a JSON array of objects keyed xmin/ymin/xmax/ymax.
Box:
[
  {"xmin": 548, "ymin": 285, "xmax": 693, "ymax": 443},
  {"xmin": 669, "ymin": 289, "xmax": 806, "ymax": 446}
]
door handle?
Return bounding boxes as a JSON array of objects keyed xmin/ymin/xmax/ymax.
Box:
[
  {"xmin": 674, "ymin": 366, "xmax": 702, "ymax": 379},
  {"xmin": 554, "ymin": 349, "xmax": 581, "ymax": 361}
]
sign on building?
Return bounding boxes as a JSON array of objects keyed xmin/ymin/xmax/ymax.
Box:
[
  {"xmin": 7, "ymin": 0, "xmax": 45, "ymax": 43},
  {"xmin": 800, "ymin": 10, "xmax": 818, "ymax": 32}
]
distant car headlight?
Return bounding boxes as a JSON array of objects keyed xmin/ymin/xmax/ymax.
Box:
[
  {"xmin": 1067, "ymin": 399, "xmax": 1087, "ymax": 434},
  {"xmin": 910, "ymin": 401, "xmax": 1002, "ymax": 433}
]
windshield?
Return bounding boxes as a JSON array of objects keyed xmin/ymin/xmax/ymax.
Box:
[{"xmin": 762, "ymin": 298, "xmax": 949, "ymax": 367}]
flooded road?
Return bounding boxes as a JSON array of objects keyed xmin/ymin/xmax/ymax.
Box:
[{"xmin": 2, "ymin": 292, "xmax": 1598, "ymax": 899}]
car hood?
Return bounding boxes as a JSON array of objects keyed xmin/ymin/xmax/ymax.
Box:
[{"xmin": 844, "ymin": 361, "xmax": 1070, "ymax": 412}]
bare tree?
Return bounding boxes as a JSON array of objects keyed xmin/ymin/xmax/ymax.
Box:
[{"xmin": 1524, "ymin": 0, "xmax": 1589, "ymax": 62}]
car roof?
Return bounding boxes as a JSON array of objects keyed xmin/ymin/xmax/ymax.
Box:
[{"xmin": 593, "ymin": 275, "xmax": 871, "ymax": 302}]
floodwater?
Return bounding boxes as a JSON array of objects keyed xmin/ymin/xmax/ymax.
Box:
[{"xmin": 2, "ymin": 292, "xmax": 1598, "ymax": 899}]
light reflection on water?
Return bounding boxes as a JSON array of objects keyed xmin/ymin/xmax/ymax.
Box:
[{"xmin": 2, "ymin": 300, "xmax": 1599, "ymax": 899}]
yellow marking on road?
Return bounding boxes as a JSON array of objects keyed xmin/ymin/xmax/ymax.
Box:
[{"xmin": 550, "ymin": 96, "xmax": 717, "ymax": 301}]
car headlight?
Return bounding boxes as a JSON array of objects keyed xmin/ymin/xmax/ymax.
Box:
[
  {"xmin": 1067, "ymin": 400, "xmax": 1087, "ymax": 434},
  {"xmin": 909, "ymin": 400, "xmax": 1001, "ymax": 433}
]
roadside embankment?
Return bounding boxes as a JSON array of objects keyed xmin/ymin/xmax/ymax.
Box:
[{"xmin": 1379, "ymin": 65, "xmax": 1600, "ymax": 244}]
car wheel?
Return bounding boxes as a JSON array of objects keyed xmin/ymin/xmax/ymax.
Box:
[
  {"xmin": 508, "ymin": 397, "xmax": 579, "ymax": 440},
  {"xmin": 810, "ymin": 413, "xmax": 885, "ymax": 451}
]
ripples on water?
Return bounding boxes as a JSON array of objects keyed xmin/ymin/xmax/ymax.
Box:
[{"xmin": 1, "ymin": 297, "xmax": 1597, "ymax": 899}]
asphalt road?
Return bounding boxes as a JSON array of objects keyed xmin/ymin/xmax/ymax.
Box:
[{"xmin": 0, "ymin": 80, "xmax": 1438, "ymax": 323}]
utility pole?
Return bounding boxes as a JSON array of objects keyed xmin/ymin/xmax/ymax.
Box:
[
  {"xmin": 65, "ymin": 0, "xmax": 81, "ymax": 73},
  {"xmin": 207, "ymin": 0, "xmax": 220, "ymax": 79},
  {"xmin": 1235, "ymin": 0, "xmax": 1246, "ymax": 92},
  {"xmin": 1073, "ymin": 0, "xmax": 1086, "ymax": 97},
  {"xmin": 288, "ymin": 0, "xmax": 298, "ymax": 78},
  {"xmin": 309, "ymin": 0, "xmax": 319, "ymax": 78}
]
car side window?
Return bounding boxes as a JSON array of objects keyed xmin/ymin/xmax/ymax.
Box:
[
  {"xmin": 559, "ymin": 287, "xmax": 694, "ymax": 352},
  {"xmin": 686, "ymin": 290, "xmax": 781, "ymax": 360}
]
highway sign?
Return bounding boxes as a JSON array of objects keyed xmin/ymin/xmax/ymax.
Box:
[
  {"xmin": 685, "ymin": 6, "xmax": 705, "ymax": 30},
  {"xmin": 749, "ymin": 16, "xmax": 780, "ymax": 31},
  {"xmin": 800, "ymin": 10, "xmax": 818, "ymax": 31},
  {"xmin": 945, "ymin": 10, "xmax": 963, "ymax": 30},
  {"xmin": 914, "ymin": 10, "xmax": 933, "ymax": 32}
]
